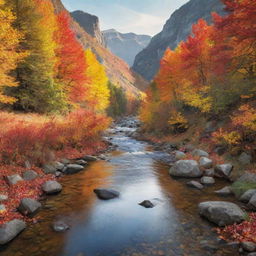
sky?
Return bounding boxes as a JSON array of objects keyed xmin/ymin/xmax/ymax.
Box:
[{"xmin": 62, "ymin": 0, "xmax": 189, "ymax": 36}]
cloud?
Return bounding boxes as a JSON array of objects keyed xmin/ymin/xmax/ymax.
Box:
[{"xmin": 103, "ymin": 5, "xmax": 166, "ymax": 35}]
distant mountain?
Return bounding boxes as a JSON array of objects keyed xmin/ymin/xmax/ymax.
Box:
[
  {"xmin": 103, "ymin": 29, "xmax": 151, "ymax": 66},
  {"xmin": 71, "ymin": 10, "xmax": 105, "ymax": 46},
  {"xmin": 50, "ymin": 0, "xmax": 148, "ymax": 94},
  {"xmin": 132, "ymin": 0, "xmax": 226, "ymax": 81}
]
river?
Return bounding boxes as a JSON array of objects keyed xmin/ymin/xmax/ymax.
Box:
[{"xmin": 1, "ymin": 120, "xmax": 239, "ymax": 256}]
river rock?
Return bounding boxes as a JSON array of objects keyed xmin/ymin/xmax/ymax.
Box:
[
  {"xmin": 187, "ymin": 181, "xmax": 204, "ymax": 190},
  {"xmin": 23, "ymin": 170, "xmax": 38, "ymax": 181},
  {"xmin": 94, "ymin": 189, "xmax": 120, "ymax": 200},
  {"xmin": 139, "ymin": 200, "xmax": 154, "ymax": 208},
  {"xmin": 6, "ymin": 174, "xmax": 23, "ymax": 185},
  {"xmin": 240, "ymin": 189, "xmax": 256, "ymax": 203},
  {"xmin": 63, "ymin": 164, "xmax": 84, "ymax": 174},
  {"xmin": 0, "ymin": 194, "xmax": 8, "ymax": 202},
  {"xmin": 241, "ymin": 242, "xmax": 256, "ymax": 252},
  {"xmin": 82, "ymin": 155, "xmax": 98, "ymax": 162},
  {"xmin": 215, "ymin": 186, "xmax": 232, "ymax": 196},
  {"xmin": 237, "ymin": 173, "xmax": 256, "ymax": 183},
  {"xmin": 169, "ymin": 160, "xmax": 202, "ymax": 178},
  {"xmin": 192, "ymin": 149, "xmax": 209, "ymax": 158},
  {"xmin": 199, "ymin": 157, "xmax": 213, "ymax": 169},
  {"xmin": 43, "ymin": 163, "xmax": 57, "ymax": 174},
  {"xmin": 18, "ymin": 198, "xmax": 41, "ymax": 216},
  {"xmin": 238, "ymin": 152, "xmax": 252, "ymax": 165},
  {"xmin": 248, "ymin": 194, "xmax": 256, "ymax": 210},
  {"xmin": 198, "ymin": 201, "xmax": 246, "ymax": 226},
  {"xmin": 75, "ymin": 160, "xmax": 88, "ymax": 166},
  {"xmin": 175, "ymin": 151, "xmax": 186, "ymax": 160},
  {"xmin": 42, "ymin": 181, "xmax": 62, "ymax": 194},
  {"xmin": 204, "ymin": 168, "xmax": 215, "ymax": 177},
  {"xmin": 215, "ymin": 164, "xmax": 233, "ymax": 179},
  {"xmin": 52, "ymin": 221, "xmax": 70, "ymax": 232},
  {"xmin": 0, "ymin": 219, "xmax": 26, "ymax": 245},
  {"xmin": 201, "ymin": 176, "xmax": 215, "ymax": 185}
]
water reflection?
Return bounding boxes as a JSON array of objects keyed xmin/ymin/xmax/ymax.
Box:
[{"xmin": 1, "ymin": 130, "xmax": 239, "ymax": 256}]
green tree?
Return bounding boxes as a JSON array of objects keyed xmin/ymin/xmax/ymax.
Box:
[
  {"xmin": 107, "ymin": 82, "xmax": 127, "ymax": 117},
  {"xmin": 6, "ymin": 0, "xmax": 65, "ymax": 113}
]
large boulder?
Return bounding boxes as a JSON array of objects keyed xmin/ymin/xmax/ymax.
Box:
[
  {"xmin": 199, "ymin": 157, "xmax": 213, "ymax": 169},
  {"xmin": 63, "ymin": 164, "xmax": 84, "ymax": 174},
  {"xmin": 18, "ymin": 198, "xmax": 41, "ymax": 216},
  {"xmin": 198, "ymin": 201, "xmax": 246, "ymax": 226},
  {"xmin": 6, "ymin": 174, "xmax": 23, "ymax": 185},
  {"xmin": 0, "ymin": 219, "xmax": 26, "ymax": 245},
  {"xmin": 204, "ymin": 169, "xmax": 215, "ymax": 177},
  {"xmin": 192, "ymin": 149, "xmax": 209, "ymax": 158},
  {"xmin": 169, "ymin": 160, "xmax": 203, "ymax": 178},
  {"xmin": 248, "ymin": 194, "xmax": 256, "ymax": 210},
  {"xmin": 240, "ymin": 189, "xmax": 256, "ymax": 203},
  {"xmin": 42, "ymin": 181, "xmax": 62, "ymax": 195},
  {"xmin": 94, "ymin": 189, "xmax": 119, "ymax": 200},
  {"xmin": 23, "ymin": 170, "xmax": 38, "ymax": 181},
  {"xmin": 215, "ymin": 164, "xmax": 233, "ymax": 179}
]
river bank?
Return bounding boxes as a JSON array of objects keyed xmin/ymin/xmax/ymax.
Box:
[{"xmin": 0, "ymin": 117, "xmax": 255, "ymax": 256}]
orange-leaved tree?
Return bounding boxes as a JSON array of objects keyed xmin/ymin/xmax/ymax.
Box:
[
  {"xmin": 0, "ymin": 0, "xmax": 25, "ymax": 104},
  {"xmin": 55, "ymin": 11, "xmax": 89, "ymax": 105}
]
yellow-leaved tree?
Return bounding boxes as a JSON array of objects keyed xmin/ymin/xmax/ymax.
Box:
[
  {"xmin": 0, "ymin": 0, "xmax": 25, "ymax": 104},
  {"xmin": 84, "ymin": 49, "xmax": 110, "ymax": 112}
]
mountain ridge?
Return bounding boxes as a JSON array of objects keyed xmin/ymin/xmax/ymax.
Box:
[
  {"xmin": 132, "ymin": 0, "xmax": 226, "ymax": 81},
  {"xmin": 103, "ymin": 29, "xmax": 151, "ymax": 66},
  {"xmin": 50, "ymin": 0, "xmax": 148, "ymax": 94}
]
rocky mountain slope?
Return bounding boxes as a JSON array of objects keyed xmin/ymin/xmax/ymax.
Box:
[
  {"xmin": 71, "ymin": 10, "xmax": 105, "ymax": 46},
  {"xmin": 51, "ymin": 0, "xmax": 147, "ymax": 94},
  {"xmin": 132, "ymin": 0, "xmax": 226, "ymax": 81},
  {"xmin": 103, "ymin": 29, "xmax": 151, "ymax": 66}
]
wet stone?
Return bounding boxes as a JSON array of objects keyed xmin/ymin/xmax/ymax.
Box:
[
  {"xmin": 139, "ymin": 200, "xmax": 155, "ymax": 208},
  {"xmin": 52, "ymin": 221, "xmax": 70, "ymax": 232},
  {"xmin": 94, "ymin": 188, "xmax": 120, "ymax": 200}
]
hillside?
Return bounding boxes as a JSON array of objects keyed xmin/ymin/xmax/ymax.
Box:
[
  {"xmin": 51, "ymin": 0, "xmax": 148, "ymax": 94},
  {"xmin": 103, "ymin": 29, "xmax": 151, "ymax": 66},
  {"xmin": 132, "ymin": 0, "xmax": 226, "ymax": 81}
]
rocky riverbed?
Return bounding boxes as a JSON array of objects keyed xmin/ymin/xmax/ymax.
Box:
[{"xmin": 0, "ymin": 117, "xmax": 255, "ymax": 256}]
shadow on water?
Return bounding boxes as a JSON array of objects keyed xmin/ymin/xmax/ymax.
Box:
[{"xmin": 1, "ymin": 127, "xmax": 239, "ymax": 256}]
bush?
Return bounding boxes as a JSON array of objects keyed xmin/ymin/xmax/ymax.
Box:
[{"xmin": 0, "ymin": 109, "xmax": 110, "ymax": 165}]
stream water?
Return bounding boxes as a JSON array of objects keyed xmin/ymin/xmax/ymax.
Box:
[{"xmin": 1, "ymin": 121, "xmax": 239, "ymax": 256}]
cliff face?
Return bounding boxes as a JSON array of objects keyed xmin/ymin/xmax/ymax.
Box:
[
  {"xmin": 50, "ymin": 0, "xmax": 147, "ymax": 94},
  {"xmin": 71, "ymin": 10, "xmax": 105, "ymax": 46},
  {"xmin": 132, "ymin": 0, "xmax": 226, "ymax": 81},
  {"xmin": 103, "ymin": 29, "xmax": 151, "ymax": 66}
]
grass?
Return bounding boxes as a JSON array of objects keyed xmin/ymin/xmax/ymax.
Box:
[{"xmin": 231, "ymin": 181, "xmax": 256, "ymax": 198}]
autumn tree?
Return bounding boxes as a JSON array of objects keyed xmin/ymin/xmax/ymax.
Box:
[
  {"xmin": 6, "ymin": 0, "xmax": 64, "ymax": 113},
  {"xmin": 55, "ymin": 11, "xmax": 88, "ymax": 105},
  {"xmin": 0, "ymin": 0, "xmax": 25, "ymax": 104},
  {"xmin": 84, "ymin": 49, "xmax": 110, "ymax": 112}
]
